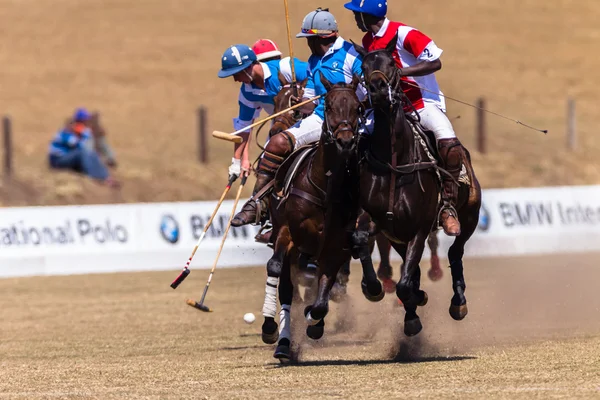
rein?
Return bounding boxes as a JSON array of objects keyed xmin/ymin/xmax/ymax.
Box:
[
  {"xmin": 362, "ymin": 56, "xmax": 436, "ymax": 219},
  {"xmin": 292, "ymin": 85, "xmax": 362, "ymax": 208}
]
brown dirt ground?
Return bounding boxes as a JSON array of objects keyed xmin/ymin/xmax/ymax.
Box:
[
  {"xmin": 0, "ymin": 0, "xmax": 599, "ymax": 206},
  {"xmin": 1, "ymin": 253, "xmax": 600, "ymax": 399}
]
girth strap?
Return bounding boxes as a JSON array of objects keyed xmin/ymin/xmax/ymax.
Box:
[
  {"xmin": 290, "ymin": 188, "xmax": 325, "ymax": 208},
  {"xmin": 365, "ymin": 151, "xmax": 437, "ymax": 175}
]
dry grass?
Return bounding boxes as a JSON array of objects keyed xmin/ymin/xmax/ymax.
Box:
[
  {"xmin": 1, "ymin": 253, "xmax": 600, "ymax": 399},
  {"xmin": 0, "ymin": 0, "xmax": 598, "ymax": 206}
]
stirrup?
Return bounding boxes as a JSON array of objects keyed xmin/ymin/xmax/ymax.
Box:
[
  {"xmin": 255, "ymin": 222, "xmax": 273, "ymax": 247},
  {"xmin": 437, "ymin": 202, "xmax": 458, "ymax": 227}
]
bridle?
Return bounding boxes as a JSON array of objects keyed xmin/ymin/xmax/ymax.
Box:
[
  {"xmin": 361, "ymin": 50, "xmax": 407, "ymax": 114},
  {"xmin": 269, "ymin": 83, "xmax": 306, "ymax": 136},
  {"xmin": 322, "ymin": 86, "xmax": 363, "ymax": 153}
]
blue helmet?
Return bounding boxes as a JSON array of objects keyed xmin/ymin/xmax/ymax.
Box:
[
  {"xmin": 218, "ymin": 44, "xmax": 257, "ymax": 78},
  {"xmin": 73, "ymin": 107, "xmax": 90, "ymax": 122},
  {"xmin": 344, "ymin": 0, "xmax": 387, "ymax": 18}
]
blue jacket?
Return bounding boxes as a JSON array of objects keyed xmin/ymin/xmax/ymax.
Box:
[
  {"xmin": 48, "ymin": 128, "xmax": 92, "ymax": 157},
  {"xmin": 234, "ymin": 57, "xmax": 309, "ymax": 131},
  {"xmin": 304, "ymin": 37, "xmax": 366, "ymax": 120}
]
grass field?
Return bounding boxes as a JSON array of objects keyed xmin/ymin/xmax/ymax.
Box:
[
  {"xmin": 0, "ymin": 0, "xmax": 598, "ymax": 207},
  {"xmin": 1, "ymin": 253, "xmax": 600, "ymax": 399}
]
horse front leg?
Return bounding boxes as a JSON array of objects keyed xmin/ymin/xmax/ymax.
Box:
[
  {"xmin": 261, "ymin": 225, "xmax": 292, "ymax": 344},
  {"xmin": 273, "ymin": 249, "xmax": 294, "ymax": 361},
  {"xmin": 393, "ymin": 230, "xmax": 429, "ymax": 337},
  {"xmin": 304, "ymin": 250, "xmax": 351, "ymax": 340},
  {"xmin": 376, "ymin": 234, "xmax": 397, "ymax": 293},
  {"xmin": 352, "ymin": 212, "xmax": 385, "ymax": 301},
  {"xmin": 353, "ymin": 229, "xmax": 384, "ymax": 302}
]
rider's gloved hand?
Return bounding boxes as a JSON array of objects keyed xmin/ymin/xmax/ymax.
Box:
[{"xmin": 228, "ymin": 157, "xmax": 241, "ymax": 180}]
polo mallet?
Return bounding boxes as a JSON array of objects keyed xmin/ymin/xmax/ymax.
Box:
[
  {"xmin": 186, "ymin": 175, "xmax": 248, "ymax": 312},
  {"xmin": 283, "ymin": 0, "xmax": 302, "ymax": 120},
  {"xmin": 211, "ymin": 95, "xmax": 321, "ymax": 143},
  {"xmin": 170, "ymin": 174, "xmax": 237, "ymax": 289},
  {"xmin": 283, "ymin": 0, "xmax": 297, "ymax": 87}
]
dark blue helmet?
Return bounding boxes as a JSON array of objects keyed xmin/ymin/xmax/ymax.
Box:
[
  {"xmin": 344, "ymin": 0, "xmax": 387, "ymax": 18},
  {"xmin": 73, "ymin": 107, "xmax": 90, "ymax": 122},
  {"xmin": 218, "ymin": 44, "xmax": 257, "ymax": 78}
]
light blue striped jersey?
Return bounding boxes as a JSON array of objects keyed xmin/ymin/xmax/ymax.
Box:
[
  {"xmin": 48, "ymin": 128, "xmax": 92, "ymax": 157},
  {"xmin": 234, "ymin": 56, "xmax": 308, "ymax": 131},
  {"xmin": 303, "ymin": 37, "xmax": 366, "ymax": 120}
]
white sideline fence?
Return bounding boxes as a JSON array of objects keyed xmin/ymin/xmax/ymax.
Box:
[{"xmin": 1, "ymin": 185, "xmax": 600, "ymax": 278}]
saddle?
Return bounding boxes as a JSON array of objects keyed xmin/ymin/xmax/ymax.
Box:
[
  {"xmin": 273, "ymin": 143, "xmax": 319, "ymax": 202},
  {"xmin": 253, "ymin": 143, "xmax": 318, "ymax": 245}
]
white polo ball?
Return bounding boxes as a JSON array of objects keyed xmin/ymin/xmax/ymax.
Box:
[{"xmin": 243, "ymin": 312, "xmax": 256, "ymax": 324}]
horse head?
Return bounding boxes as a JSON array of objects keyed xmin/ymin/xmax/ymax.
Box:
[
  {"xmin": 353, "ymin": 34, "xmax": 402, "ymax": 110},
  {"xmin": 269, "ymin": 72, "xmax": 308, "ymax": 137},
  {"xmin": 319, "ymin": 73, "xmax": 363, "ymax": 156}
]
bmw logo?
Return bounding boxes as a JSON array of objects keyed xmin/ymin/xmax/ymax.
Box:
[
  {"xmin": 477, "ymin": 203, "xmax": 490, "ymax": 232},
  {"xmin": 160, "ymin": 214, "xmax": 179, "ymax": 244}
]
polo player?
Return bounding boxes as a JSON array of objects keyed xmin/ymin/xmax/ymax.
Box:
[
  {"xmin": 231, "ymin": 8, "xmax": 368, "ymax": 227},
  {"xmin": 345, "ymin": 0, "xmax": 464, "ymax": 236},
  {"xmin": 217, "ymin": 42, "xmax": 309, "ymax": 181}
]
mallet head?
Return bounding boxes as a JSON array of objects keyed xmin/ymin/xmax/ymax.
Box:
[
  {"xmin": 186, "ymin": 298, "xmax": 212, "ymax": 312},
  {"xmin": 170, "ymin": 268, "xmax": 190, "ymax": 289}
]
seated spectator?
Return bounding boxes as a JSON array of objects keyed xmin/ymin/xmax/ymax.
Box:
[{"xmin": 48, "ymin": 108, "xmax": 120, "ymax": 188}]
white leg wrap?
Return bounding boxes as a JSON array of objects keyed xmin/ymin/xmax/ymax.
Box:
[
  {"xmin": 279, "ymin": 304, "xmax": 291, "ymax": 341},
  {"xmin": 262, "ymin": 276, "xmax": 278, "ymax": 318}
]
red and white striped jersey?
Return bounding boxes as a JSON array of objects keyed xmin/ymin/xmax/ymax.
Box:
[{"xmin": 363, "ymin": 18, "xmax": 445, "ymax": 112}]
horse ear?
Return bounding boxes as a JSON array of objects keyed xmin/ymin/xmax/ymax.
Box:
[
  {"xmin": 319, "ymin": 72, "xmax": 333, "ymax": 92},
  {"xmin": 351, "ymin": 74, "xmax": 360, "ymax": 91},
  {"xmin": 278, "ymin": 71, "xmax": 287, "ymax": 87},
  {"xmin": 351, "ymin": 39, "xmax": 368, "ymax": 58},
  {"xmin": 385, "ymin": 33, "xmax": 398, "ymax": 54}
]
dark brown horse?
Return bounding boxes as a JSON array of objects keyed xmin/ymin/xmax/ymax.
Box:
[
  {"xmin": 354, "ymin": 38, "xmax": 482, "ymax": 336},
  {"xmin": 264, "ymin": 73, "xmax": 401, "ymax": 297},
  {"xmin": 262, "ymin": 76, "xmax": 383, "ymax": 360}
]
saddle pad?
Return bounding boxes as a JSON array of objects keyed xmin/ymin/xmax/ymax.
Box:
[{"xmin": 276, "ymin": 145, "xmax": 318, "ymax": 198}]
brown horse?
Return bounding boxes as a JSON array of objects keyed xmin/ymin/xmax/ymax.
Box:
[
  {"xmin": 354, "ymin": 37, "xmax": 482, "ymax": 336},
  {"xmin": 264, "ymin": 73, "xmax": 399, "ymax": 298},
  {"xmin": 262, "ymin": 76, "xmax": 383, "ymax": 360}
]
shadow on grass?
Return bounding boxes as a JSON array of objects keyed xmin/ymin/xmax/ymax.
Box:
[{"xmin": 269, "ymin": 354, "xmax": 477, "ymax": 368}]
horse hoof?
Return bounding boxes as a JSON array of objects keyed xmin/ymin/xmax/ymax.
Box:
[
  {"xmin": 261, "ymin": 318, "xmax": 279, "ymax": 344},
  {"xmin": 417, "ymin": 290, "xmax": 428, "ymax": 307},
  {"xmin": 404, "ymin": 317, "xmax": 423, "ymax": 337},
  {"xmin": 428, "ymin": 266, "xmax": 443, "ymax": 282},
  {"xmin": 361, "ymin": 280, "xmax": 385, "ymax": 302},
  {"xmin": 306, "ymin": 319, "xmax": 325, "ymax": 340},
  {"xmin": 274, "ymin": 343, "xmax": 291, "ymax": 360},
  {"xmin": 382, "ymin": 278, "xmax": 397, "ymax": 294},
  {"xmin": 449, "ymin": 303, "xmax": 468, "ymax": 321}
]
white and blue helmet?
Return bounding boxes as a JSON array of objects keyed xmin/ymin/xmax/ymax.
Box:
[{"xmin": 218, "ymin": 44, "xmax": 257, "ymax": 78}]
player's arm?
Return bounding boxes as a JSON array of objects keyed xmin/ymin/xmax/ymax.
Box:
[
  {"xmin": 397, "ymin": 28, "xmax": 443, "ymax": 77},
  {"xmin": 229, "ymin": 95, "xmax": 259, "ymax": 178},
  {"xmin": 291, "ymin": 62, "xmax": 317, "ymax": 115}
]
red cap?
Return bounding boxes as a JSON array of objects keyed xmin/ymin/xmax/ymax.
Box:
[{"xmin": 252, "ymin": 39, "xmax": 283, "ymax": 61}]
